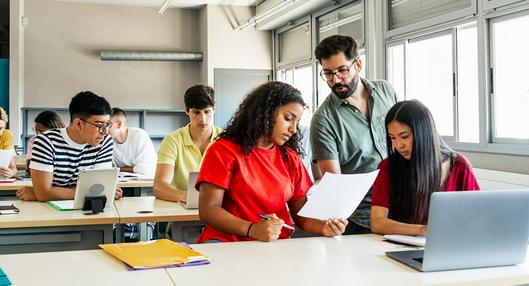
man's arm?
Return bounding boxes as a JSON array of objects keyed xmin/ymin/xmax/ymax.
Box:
[
  {"xmin": 153, "ymin": 163, "xmax": 186, "ymax": 202},
  {"xmin": 31, "ymin": 169, "xmax": 76, "ymax": 201},
  {"xmin": 315, "ymin": 159, "xmax": 341, "ymax": 178}
]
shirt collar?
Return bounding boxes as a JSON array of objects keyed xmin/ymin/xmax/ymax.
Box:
[
  {"xmin": 330, "ymin": 78, "xmax": 376, "ymax": 107},
  {"xmin": 183, "ymin": 124, "xmax": 219, "ymax": 147}
]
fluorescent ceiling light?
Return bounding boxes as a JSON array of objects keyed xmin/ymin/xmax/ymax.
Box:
[
  {"xmin": 236, "ymin": 0, "xmax": 298, "ymax": 30},
  {"xmin": 158, "ymin": 0, "xmax": 172, "ymax": 15}
]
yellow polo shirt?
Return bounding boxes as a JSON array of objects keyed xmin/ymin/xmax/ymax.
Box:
[
  {"xmin": 157, "ymin": 124, "xmax": 222, "ymax": 191},
  {"xmin": 0, "ymin": 129, "xmax": 15, "ymax": 150}
]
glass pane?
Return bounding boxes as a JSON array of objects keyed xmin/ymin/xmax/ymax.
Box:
[
  {"xmin": 493, "ymin": 14, "xmax": 529, "ymax": 139},
  {"xmin": 386, "ymin": 44, "xmax": 405, "ymax": 99},
  {"xmin": 389, "ymin": 0, "xmax": 472, "ymax": 30},
  {"xmin": 277, "ymin": 69, "xmax": 286, "ymax": 83},
  {"xmin": 279, "ymin": 23, "xmax": 311, "ymax": 64},
  {"xmin": 293, "ymin": 65, "xmax": 314, "ymax": 124},
  {"xmin": 406, "ymin": 33, "xmax": 454, "ymax": 136},
  {"xmin": 316, "ymin": 50, "xmax": 365, "ymax": 107},
  {"xmin": 318, "ymin": 1, "xmax": 364, "ymax": 45},
  {"xmin": 457, "ymin": 25, "xmax": 479, "ymax": 143}
]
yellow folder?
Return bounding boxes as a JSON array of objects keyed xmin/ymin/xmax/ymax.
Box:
[{"xmin": 99, "ymin": 239, "xmax": 208, "ymax": 269}]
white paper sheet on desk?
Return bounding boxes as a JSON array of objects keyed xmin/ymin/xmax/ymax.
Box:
[
  {"xmin": 0, "ymin": 149, "xmax": 14, "ymax": 169},
  {"xmin": 298, "ymin": 170, "xmax": 379, "ymax": 220}
]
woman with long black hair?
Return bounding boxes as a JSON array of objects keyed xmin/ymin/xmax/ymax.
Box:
[
  {"xmin": 371, "ymin": 100, "xmax": 480, "ymax": 236},
  {"xmin": 196, "ymin": 81, "xmax": 348, "ymax": 243}
]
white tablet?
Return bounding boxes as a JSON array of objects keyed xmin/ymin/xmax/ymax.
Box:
[{"xmin": 73, "ymin": 168, "xmax": 119, "ymax": 210}]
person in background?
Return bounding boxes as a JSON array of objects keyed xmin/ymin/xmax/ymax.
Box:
[
  {"xmin": 371, "ymin": 100, "xmax": 480, "ymax": 236},
  {"xmin": 310, "ymin": 35, "xmax": 399, "ymax": 234},
  {"xmin": 0, "ymin": 107, "xmax": 18, "ymax": 179},
  {"xmin": 26, "ymin": 111, "xmax": 66, "ymax": 176},
  {"xmin": 153, "ymin": 85, "xmax": 222, "ymax": 202},
  {"xmin": 197, "ymin": 81, "xmax": 348, "ymax": 243},
  {"xmin": 109, "ymin": 107, "xmax": 157, "ymax": 176},
  {"xmin": 16, "ymin": 91, "xmax": 123, "ymax": 201}
]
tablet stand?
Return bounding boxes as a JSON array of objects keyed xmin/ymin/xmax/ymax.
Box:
[{"xmin": 82, "ymin": 196, "xmax": 107, "ymax": 214}]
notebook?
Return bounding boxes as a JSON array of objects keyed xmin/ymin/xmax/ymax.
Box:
[
  {"xmin": 384, "ymin": 234, "xmax": 426, "ymax": 247},
  {"xmin": 0, "ymin": 267, "xmax": 12, "ymax": 286},
  {"xmin": 0, "ymin": 204, "xmax": 19, "ymax": 215},
  {"xmin": 99, "ymin": 239, "xmax": 209, "ymax": 269},
  {"xmin": 47, "ymin": 200, "xmax": 76, "ymax": 211}
]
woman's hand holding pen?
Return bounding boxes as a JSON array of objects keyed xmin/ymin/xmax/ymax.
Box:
[
  {"xmin": 322, "ymin": 218, "xmax": 349, "ymax": 237},
  {"xmin": 249, "ymin": 213, "xmax": 283, "ymax": 242}
]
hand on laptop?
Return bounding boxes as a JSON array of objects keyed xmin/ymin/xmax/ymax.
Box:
[
  {"xmin": 16, "ymin": 186, "xmax": 37, "ymax": 201},
  {"xmin": 322, "ymin": 218, "xmax": 348, "ymax": 237},
  {"xmin": 114, "ymin": 187, "xmax": 123, "ymax": 200}
]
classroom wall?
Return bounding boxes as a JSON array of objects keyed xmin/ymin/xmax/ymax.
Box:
[
  {"xmin": 24, "ymin": 0, "xmax": 201, "ymax": 109},
  {"xmin": 9, "ymin": 0, "xmax": 24, "ymax": 143},
  {"xmin": 201, "ymin": 5, "xmax": 272, "ymax": 86},
  {"xmin": 461, "ymin": 151, "xmax": 529, "ymax": 175}
]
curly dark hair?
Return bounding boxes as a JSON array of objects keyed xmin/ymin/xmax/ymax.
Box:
[
  {"xmin": 221, "ymin": 81, "xmax": 306, "ymax": 160},
  {"xmin": 314, "ymin": 35, "xmax": 359, "ymax": 63}
]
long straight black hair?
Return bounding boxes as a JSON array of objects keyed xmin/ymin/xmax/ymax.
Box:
[{"xmin": 385, "ymin": 100, "xmax": 456, "ymax": 224}]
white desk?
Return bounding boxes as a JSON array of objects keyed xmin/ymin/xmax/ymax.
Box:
[
  {"xmin": 0, "ymin": 200, "xmax": 119, "ymax": 254},
  {"xmin": 114, "ymin": 196, "xmax": 202, "ymax": 243},
  {"xmin": 167, "ymin": 234, "xmax": 529, "ymax": 286},
  {"xmin": 0, "ymin": 249, "xmax": 174, "ymax": 286}
]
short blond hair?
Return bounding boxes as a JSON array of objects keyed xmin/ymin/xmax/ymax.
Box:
[{"xmin": 0, "ymin": 107, "xmax": 8, "ymax": 124}]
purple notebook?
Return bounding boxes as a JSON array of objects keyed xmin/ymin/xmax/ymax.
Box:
[{"xmin": 124, "ymin": 242, "xmax": 210, "ymax": 271}]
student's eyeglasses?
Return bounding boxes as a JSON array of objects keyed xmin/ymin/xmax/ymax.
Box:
[
  {"xmin": 320, "ymin": 60, "xmax": 357, "ymax": 81},
  {"xmin": 80, "ymin": 119, "xmax": 113, "ymax": 134}
]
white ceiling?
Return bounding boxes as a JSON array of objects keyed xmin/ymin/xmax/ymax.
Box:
[{"xmin": 51, "ymin": 0, "xmax": 259, "ymax": 9}]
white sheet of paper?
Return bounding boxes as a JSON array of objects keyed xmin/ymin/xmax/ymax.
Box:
[
  {"xmin": 384, "ymin": 234, "xmax": 426, "ymax": 247},
  {"xmin": 298, "ymin": 170, "xmax": 379, "ymax": 220},
  {"xmin": 0, "ymin": 149, "xmax": 14, "ymax": 169}
]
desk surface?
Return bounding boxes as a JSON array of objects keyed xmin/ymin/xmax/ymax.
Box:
[
  {"xmin": 0, "ymin": 179, "xmax": 153, "ymax": 191},
  {"xmin": 166, "ymin": 234, "xmax": 529, "ymax": 286},
  {"xmin": 115, "ymin": 196, "xmax": 199, "ymax": 224},
  {"xmin": 0, "ymin": 249, "xmax": 175, "ymax": 286},
  {"xmin": 0, "ymin": 200, "xmax": 119, "ymax": 228}
]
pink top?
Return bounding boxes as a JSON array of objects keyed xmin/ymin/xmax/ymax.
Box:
[{"xmin": 372, "ymin": 153, "xmax": 481, "ymax": 210}]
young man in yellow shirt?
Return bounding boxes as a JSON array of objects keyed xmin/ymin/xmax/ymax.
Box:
[{"xmin": 153, "ymin": 85, "xmax": 222, "ymax": 202}]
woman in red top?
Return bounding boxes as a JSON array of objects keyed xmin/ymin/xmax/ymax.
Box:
[
  {"xmin": 197, "ymin": 81, "xmax": 348, "ymax": 243},
  {"xmin": 371, "ymin": 100, "xmax": 480, "ymax": 236}
]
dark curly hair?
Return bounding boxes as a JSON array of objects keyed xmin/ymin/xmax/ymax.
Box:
[{"xmin": 221, "ymin": 81, "xmax": 306, "ymax": 160}]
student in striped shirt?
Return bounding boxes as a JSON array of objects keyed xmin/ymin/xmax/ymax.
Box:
[{"xmin": 16, "ymin": 91, "xmax": 123, "ymax": 201}]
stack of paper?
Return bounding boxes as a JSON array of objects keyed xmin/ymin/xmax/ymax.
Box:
[
  {"xmin": 100, "ymin": 239, "xmax": 209, "ymax": 270},
  {"xmin": 383, "ymin": 234, "xmax": 426, "ymax": 247}
]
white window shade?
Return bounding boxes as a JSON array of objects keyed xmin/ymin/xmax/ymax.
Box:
[
  {"xmin": 317, "ymin": 1, "xmax": 364, "ymax": 45},
  {"xmin": 389, "ymin": 0, "xmax": 473, "ymax": 30},
  {"xmin": 278, "ymin": 22, "xmax": 311, "ymax": 65}
]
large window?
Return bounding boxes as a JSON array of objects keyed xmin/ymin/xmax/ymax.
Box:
[
  {"xmin": 491, "ymin": 12, "xmax": 529, "ymax": 142},
  {"xmin": 278, "ymin": 65, "xmax": 314, "ymax": 124},
  {"xmin": 386, "ymin": 24, "xmax": 479, "ymax": 142}
]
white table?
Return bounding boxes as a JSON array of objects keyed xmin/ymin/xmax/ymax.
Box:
[
  {"xmin": 0, "ymin": 249, "xmax": 175, "ymax": 286},
  {"xmin": 167, "ymin": 234, "xmax": 529, "ymax": 286}
]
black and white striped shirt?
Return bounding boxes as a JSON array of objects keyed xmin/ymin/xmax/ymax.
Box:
[{"xmin": 30, "ymin": 128, "xmax": 114, "ymax": 187}]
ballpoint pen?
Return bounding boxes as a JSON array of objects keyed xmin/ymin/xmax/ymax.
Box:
[{"xmin": 258, "ymin": 214, "xmax": 295, "ymax": 230}]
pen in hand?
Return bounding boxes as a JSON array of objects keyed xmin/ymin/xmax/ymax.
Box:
[{"xmin": 258, "ymin": 214, "xmax": 295, "ymax": 230}]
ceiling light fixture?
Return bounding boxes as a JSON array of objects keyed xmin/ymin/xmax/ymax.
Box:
[
  {"xmin": 236, "ymin": 0, "xmax": 299, "ymax": 31},
  {"xmin": 158, "ymin": 0, "xmax": 172, "ymax": 15}
]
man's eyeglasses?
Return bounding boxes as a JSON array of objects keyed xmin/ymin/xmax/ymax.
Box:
[
  {"xmin": 320, "ymin": 60, "xmax": 357, "ymax": 81},
  {"xmin": 80, "ymin": 119, "xmax": 113, "ymax": 134}
]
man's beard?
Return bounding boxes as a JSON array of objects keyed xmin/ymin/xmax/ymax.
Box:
[{"xmin": 331, "ymin": 74, "xmax": 360, "ymax": 100}]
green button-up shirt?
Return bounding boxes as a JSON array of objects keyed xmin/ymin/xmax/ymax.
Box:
[{"xmin": 310, "ymin": 78, "xmax": 398, "ymax": 229}]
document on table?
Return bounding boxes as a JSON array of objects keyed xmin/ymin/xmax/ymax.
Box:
[
  {"xmin": 298, "ymin": 170, "xmax": 379, "ymax": 220},
  {"xmin": 0, "ymin": 150, "xmax": 13, "ymax": 169},
  {"xmin": 383, "ymin": 235, "xmax": 426, "ymax": 247}
]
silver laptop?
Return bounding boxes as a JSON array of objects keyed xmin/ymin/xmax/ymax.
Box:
[
  {"xmin": 180, "ymin": 172, "xmax": 199, "ymax": 209},
  {"xmin": 73, "ymin": 168, "xmax": 119, "ymax": 210},
  {"xmin": 386, "ymin": 189, "xmax": 529, "ymax": 272}
]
